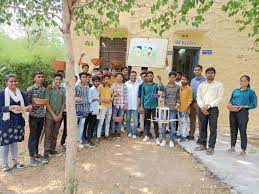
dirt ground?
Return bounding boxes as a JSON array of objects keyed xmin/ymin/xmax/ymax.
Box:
[{"xmin": 0, "ymin": 128, "xmax": 230, "ymax": 194}]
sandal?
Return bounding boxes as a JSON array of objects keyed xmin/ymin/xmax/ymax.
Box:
[
  {"xmin": 194, "ymin": 145, "xmax": 207, "ymax": 151},
  {"xmin": 206, "ymin": 148, "xmax": 215, "ymax": 155},
  {"xmin": 226, "ymin": 147, "xmax": 235, "ymax": 153},
  {"xmin": 239, "ymin": 150, "xmax": 246, "ymax": 156}
]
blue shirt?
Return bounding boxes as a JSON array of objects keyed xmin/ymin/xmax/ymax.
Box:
[
  {"xmin": 190, "ymin": 76, "xmax": 206, "ymax": 101},
  {"xmin": 89, "ymin": 86, "xmax": 99, "ymax": 115},
  {"xmin": 230, "ymin": 88, "xmax": 257, "ymax": 110}
]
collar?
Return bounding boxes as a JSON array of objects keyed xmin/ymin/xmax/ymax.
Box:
[
  {"xmin": 195, "ymin": 76, "xmax": 204, "ymax": 81},
  {"xmin": 34, "ymin": 84, "xmax": 44, "ymax": 89}
]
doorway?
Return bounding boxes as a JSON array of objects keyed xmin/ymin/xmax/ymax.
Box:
[{"xmin": 172, "ymin": 47, "xmax": 200, "ymax": 79}]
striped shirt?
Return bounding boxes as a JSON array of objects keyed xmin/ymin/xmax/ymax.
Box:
[
  {"xmin": 112, "ymin": 83, "xmax": 127, "ymax": 109},
  {"xmin": 75, "ymin": 83, "xmax": 90, "ymax": 117},
  {"xmin": 26, "ymin": 84, "xmax": 46, "ymax": 118}
]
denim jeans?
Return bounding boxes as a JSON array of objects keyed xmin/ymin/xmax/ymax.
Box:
[
  {"xmin": 77, "ymin": 117, "xmax": 86, "ymax": 143},
  {"xmin": 126, "ymin": 110, "xmax": 139, "ymax": 135},
  {"xmin": 177, "ymin": 112, "xmax": 190, "ymax": 138},
  {"xmin": 97, "ymin": 107, "xmax": 112, "ymax": 138},
  {"xmin": 161, "ymin": 110, "xmax": 177, "ymax": 140},
  {"xmin": 111, "ymin": 107, "xmax": 125, "ymax": 133},
  {"xmin": 1, "ymin": 142, "xmax": 18, "ymax": 168}
]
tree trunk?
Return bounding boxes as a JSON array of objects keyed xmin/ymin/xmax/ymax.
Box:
[{"xmin": 62, "ymin": 0, "xmax": 78, "ymax": 193}]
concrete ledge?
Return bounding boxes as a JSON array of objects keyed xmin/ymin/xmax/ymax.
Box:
[{"xmin": 177, "ymin": 136, "xmax": 259, "ymax": 194}]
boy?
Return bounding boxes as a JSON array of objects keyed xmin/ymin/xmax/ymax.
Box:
[
  {"xmin": 26, "ymin": 72, "xmax": 46, "ymax": 166},
  {"xmin": 111, "ymin": 73, "xmax": 127, "ymax": 136},
  {"xmin": 110, "ymin": 68, "xmax": 118, "ymax": 85},
  {"xmin": 97, "ymin": 75, "xmax": 113, "ymax": 140},
  {"xmin": 43, "ymin": 73, "xmax": 65, "ymax": 163},
  {"xmin": 160, "ymin": 72, "xmax": 180, "ymax": 147},
  {"xmin": 88, "ymin": 76, "xmax": 101, "ymax": 146},
  {"xmin": 177, "ymin": 75, "xmax": 193, "ymax": 142},
  {"xmin": 140, "ymin": 71, "xmax": 163, "ymax": 144},
  {"xmin": 75, "ymin": 72, "xmax": 90, "ymax": 147}
]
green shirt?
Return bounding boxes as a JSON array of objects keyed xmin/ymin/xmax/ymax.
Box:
[
  {"xmin": 141, "ymin": 82, "xmax": 164, "ymax": 109},
  {"xmin": 45, "ymin": 85, "xmax": 65, "ymax": 119}
]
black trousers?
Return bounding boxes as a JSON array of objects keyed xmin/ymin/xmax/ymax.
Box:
[
  {"xmin": 144, "ymin": 108, "xmax": 159, "ymax": 138},
  {"xmin": 82, "ymin": 114, "xmax": 91, "ymax": 142},
  {"xmin": 60, "ymin": 112, "xmax": 67, "ymax": 146},
  {"xmin": 199, "ymin": 107, "xmax": 219, "ymax": 149},
  {"xmin": 230, "ymin": 109, "xmax": 249, "ymax": 150},
  {"xmin": 28, "ymin": 116, "xmax": 45, "ymax": 157},
  {"xmin": 87, "ymin": 114, "xmax": 97, "ymax": 143}
]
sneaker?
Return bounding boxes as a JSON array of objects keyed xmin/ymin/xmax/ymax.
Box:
[
  {"xmin": 175, "ymin": 135, "xmax": 181, "ymax": 139},
  {"xmin": 49, "ymin": 150, "xmax": 59, "ymax": 155},
  {"xmin": 13, "ymin": 163, "xmax": 25, "ymax": 169},
  {"xmin": 226, "ymin": 147, "xmax": 235, "ymax": 153},
  {"xmin": 143, "ymin": 135, "xmax": 150, "ymax": 142},
  {"xmin": 187, "ymin": 135, "xmax": 195, "ymax": 141},
  {"xmin": 128, "ymin": 133, "xmax": 132, "ymax": 137},
  {"xmin": 155, "ymin": 138, "xmax": 160, "ymax": 145},
  {"xmin": 239, "ymin": 150, "xmax": 246, "ymax": 156},
  {"xmin": 29, "ymin": 159, "xmax": 39, "ymax": 167},
  {"xmin": 42, "ymin": 156, "xmax": 49, "ymax": 164},
  {"xmin": 95, "ymin": 137, "xmax": 101, "ymax": 143},
  {"xmin": 2, "ymin": 166, "xmax": 11, "ymax": 172},
  {"xmin": 35, "ymin": 154, "xmax": 43, "ymax": 160},
  {"xmin": 206, "ymin": 148, "xmax": 214, "ymax": 155},
  {"xmin": 160, "ymin": 140, "xmax": 166, "ymax": 147},
  {"xmin": 169, "ymin": 141, "xmax": 175, "ymax": 148},
  {"xmin": 78, "ymin": 144, "xmax": 85, "ymax": 148},
  {"xmin": 179, "ymin": 137, "xmax": 188, "ymax": 142},
  {"xmin": 132, "ymin": 135, "xmax": 137, "ymax": 139},
  {"xmin": 86, "ymin": 142, "xmax": 96, "ymax": 148},
  {"xmin": 194, "ymin": 145, "xmax": 207, "ymax": 151}
]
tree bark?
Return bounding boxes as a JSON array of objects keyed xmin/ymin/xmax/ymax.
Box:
[{"xmin": 62, "ymin": 0, "xmax": 78, "ymax": 193}]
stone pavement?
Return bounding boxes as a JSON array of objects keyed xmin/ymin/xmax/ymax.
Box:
[{"xmin": 178, "ymin": 134, "xmax": 259, "ymax": 194}]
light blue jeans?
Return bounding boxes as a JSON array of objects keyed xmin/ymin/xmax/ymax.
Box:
[
  {"xmin": 111, "ymin": 107, "xmax": 125, "ymax": 133},
  {"xmin": 126, "ymin": 110, "xmax": 139, "ymax": 135},
  {"xmin": 161, "ymin": 110, "xmax": 177, "ymax": 140},
  {"xmin": 1, "ymin": 142, "xmax": 18, "ymax": 168},
  {"xmin": 77, "ymin": 117, "xmax": 86, "ymax": 143}
]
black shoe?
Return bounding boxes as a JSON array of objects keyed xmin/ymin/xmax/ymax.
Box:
[
  {"xmin": 196, "ymin": 139, "xmax": 201, "ymax": 145},
  {"xmin": 49, "ymin": 150, "xmax": 59, "ymax": 155},
  {"xmin": 86, "ymin": 142, "xmax": 96, "ymax": 147},
  {"xmin": 42, "ymin": 155, "xmax": 49, "ymax": 164},
  {"xmin": 187, "ymin": 135, "xmax": 195, "ymax": 141}
]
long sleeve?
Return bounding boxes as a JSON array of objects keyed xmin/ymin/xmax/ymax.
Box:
[
  {"xmin": 196, "ymin": 85, "xmax": 203, "ymax": 108},
  {"xmin": 176, "ymin": 88, "xmax": 180, "ymax": 104},
  {"xmin": 248, "ymin": 90, "xmax": 257, "ymax": 110},
  {"xmin": 0, "ymin": 92, "xmax": 9, "ymax": 113},
  {"xmin": 210, "ymin": 83, "xmax": 224, "ymax": 107},
  {"xmin": 123, "ymin": 85, "xmax": 128, "ymax": 105}
]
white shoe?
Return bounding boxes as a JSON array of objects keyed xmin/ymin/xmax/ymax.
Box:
[
  {"xmin": 155, "ymin": 138, "xmax": 160, "ymax": 145},
  {"xmin": 128, "ymin": 133, "xmax": 132, "ymax": 137},
  {"xmin": 78, "ymin": 144, "xmax": 84, "ymax": 148},
  {"xmin": 132, "ymin": 135, "xmax": 137, "ymax": 139},
  {"xmin": 160, "ymin": 140, "xmax": 166, "ymax": 147},
  {"xmin": 143, "ymin": 136, "xmax": 150, "ymax": 142},
  {"xmin": 169, "ymin": 141, "xmax": 175, "ymax": 148}
]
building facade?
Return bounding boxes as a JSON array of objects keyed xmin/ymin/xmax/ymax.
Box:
[{"xmin": 72, "ymin": 1, "xmax": 259, "ymax": 129}]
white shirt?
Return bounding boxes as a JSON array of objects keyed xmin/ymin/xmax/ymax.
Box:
[
  {"xmin": 197, "ymin": 80, "xmax": 224, "ymax": 108},
  {"xmin": 175, "ymin": 81, "xmax": 182, "ymax": 87},
  {"xmin": 125, "ymin": 80, "xmax": 140, "ymax": 110}
]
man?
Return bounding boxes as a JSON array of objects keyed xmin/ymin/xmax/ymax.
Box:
[
  {"xmin": 175, "ymin": 71, "xmax": 183, "ymax": 87},
  {"xmin": 26, "ymin": 72, "xmax": 46, "ymax": 166},
  {"xmin": 122, "ymin": 67, "xmax": 129, "ymax": 83},
  {"xmin": 75, "ymin": 72, "xmax": 91, "ymax": 148},
  {"xmin": 102, "ymin": 67, "xmax": 110, "ymax": 76},
  {"xmin": 43, "ymin": 73, "xmax": 65, "ymax": 163},
  {"xmin": 125, "ymin": 71, "xmax": 140, "ymax": 139},
  {"xmin": 195, "ymin": 67, "xmax": 224, "ymax": 155},
  {"xmin": 88, "ymin": 76, "xmax": 101, "ymax": 146},
  {"xmin": 160, "ymin": 72, "xmax": 180, "ymax": 147},
  {"xmin": 77, "ymin": 53, "xmax": 89, "ymax": 73},
  {"xmin": 188, "ymin": 65, "xmax": 206, "ymax": 141},
  {"xmin": 137, "ymin": 67, "xmax": 148, "ymax": 83},
  {"xmin": 111, "ymin": 73, "xmax": 127, "ymax": 136},
  {"xmin": 141, "ymin": 71, "xmax": 163, "ymax": 144},
  {"xmin": 110, "ymin": 68, "xmax": 118, "ymax": 85}
]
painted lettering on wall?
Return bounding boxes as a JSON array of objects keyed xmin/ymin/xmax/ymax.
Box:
[{"xmin": 175, "ymin": 39, "xmax": 196, "ymax": 46}]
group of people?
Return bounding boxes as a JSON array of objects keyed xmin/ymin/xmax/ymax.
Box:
[{"xmin": 0, "ymin": 57, "xmax": 257, "ymax": 172}]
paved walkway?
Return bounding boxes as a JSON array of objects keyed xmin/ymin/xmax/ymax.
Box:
[{"xmin": 178, "ymin": 134, "xmax": 259, "ymax": 194}]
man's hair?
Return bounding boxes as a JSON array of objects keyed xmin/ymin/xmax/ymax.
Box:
[
  {"xmin": 92, "ymin": 76, "xmax": 101, "ymax": 82},
  {"xmin": 5, "ymin": 74, "xmax": 17, "ymax": 82},
  {"xmin": 82, "ymin": 63, "xmax": 89, "ymax": 68},
  {"xmin": 122, "ymin": 67, "xmax": 128, "ymax": 71},
  {"xmin": 168, "ymin": 71, "xmax": 177, "ymax": 77},
  {"xmin": 176, "ymin": 71, "xmax": 183, "ymax": 76},
  {"xmin": 103, "ymin": 74, "xmax": 111, "ymax": 79},
  {"xmin": 141, "ymin": 67, "xmax": 148, "ymax": 71},
  {"xmin": 117, "ymin": 72, "xmax": 124, "ymax": 77},
  {"xmin": 53, "ymin": 73, "xmax": 63, "ymax": 79},
  {"xmin": 182, "ymin": 74, "xmax": 189, "ymax": 81},
  {"xmin": 205, "ymin": 67, "xmax": 216, "ymax": 73},
  {"xmin": 194, "ymin": 65, "xmax": 203, "ymax": 70},
  {"xmin": 140, "ymin": 72, "xmax": 147, "ymax": 77},
  {"xmin": 148, "ymin": 47, "xmax": 152, "ymax": 50},
  {"xmin": 146, "ymin": 71, "xmax": 154, "ymax": 76},
  {"xmin": 56, "ymin": 70, "xmax": 65, "ymax": 74},
  {"xmin": 79, "ymin": 72, "xmax": 91, "ymax": 79},
  {"xmin": 131, "ymin": 71, "xmax": 137, "ymax": 75},
  {"xmin": 102, "ymin": 67, "xmax": 109, "ymax": 71},
  {"xmin": 33, "ymin": 71, "xmax": 44, "ymax": 78},
  {"xmin": 137, "ymin": 46, "xmax": 142, "ymax": 49}
]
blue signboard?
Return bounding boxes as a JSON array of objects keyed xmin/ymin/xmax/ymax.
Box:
[{"xmin": 202, "ymin": 50, "xmax": 213, "ymax": 55}]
